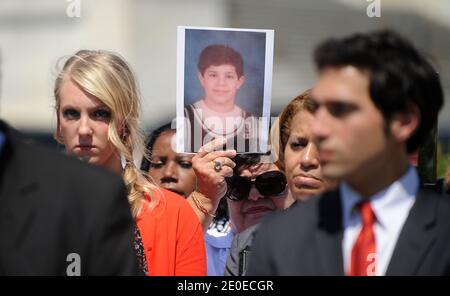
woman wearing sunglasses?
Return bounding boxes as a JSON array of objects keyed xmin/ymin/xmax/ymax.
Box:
[
  {"xmin": 225, "ymin": 89, "xmax": 334, "ymax": 276},
  {"xmin": 215, "ymin": 153, "xmax": 294, "ymax": 276},
  {"xmin": 225, "ymin": 155, "xmax": 294, "ymax": 233}
]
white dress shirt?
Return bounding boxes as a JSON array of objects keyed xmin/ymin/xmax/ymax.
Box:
[{"xmin": 341, "ymin": 166, "xmax": 419, "ymax": 276}]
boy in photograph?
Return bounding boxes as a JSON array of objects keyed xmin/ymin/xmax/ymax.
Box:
[{"xmin": 184, "ymin": 44, "xmax": 260, "ymax": 153}]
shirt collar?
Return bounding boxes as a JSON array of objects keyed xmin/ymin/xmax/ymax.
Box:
[
  {"xmin": 205, "ymin": 228, "xmax": 235, "ymax": 248},
  {"xmin": 341, "ymin": 165, "xmax": 419, "ymax": 230}
]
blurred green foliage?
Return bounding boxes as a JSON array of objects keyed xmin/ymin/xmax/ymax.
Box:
[{"xmin": 437, "ymin": 142, "xmax": 450, "ymax": 179}]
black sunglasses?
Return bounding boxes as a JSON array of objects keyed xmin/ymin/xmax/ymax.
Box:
[{"xmin": 226, "ymin": 171, "xmax": 287, "ymax": 201}]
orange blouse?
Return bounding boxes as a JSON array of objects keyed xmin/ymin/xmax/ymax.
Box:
[{"xmin": 136, "ymin": 188, "xmax": 206, "ymax": 276}]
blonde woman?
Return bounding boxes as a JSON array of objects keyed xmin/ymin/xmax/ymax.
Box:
[{"xmin": 54, "ymin": 50, "xmax": 206, "ymax": 276}]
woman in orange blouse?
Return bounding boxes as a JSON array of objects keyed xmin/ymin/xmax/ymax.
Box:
[
  {"xmin": 53, "ymin": 50, "xmax": 206, "ymax": 275},
  {"xmin": 137, "ymin": 188, "xmax": 205, "ymax": 275}
]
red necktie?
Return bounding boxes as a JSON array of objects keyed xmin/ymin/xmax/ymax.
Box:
[{"xmin": 349, "ymin": 201, "xmax": 376, "ymax": 276}]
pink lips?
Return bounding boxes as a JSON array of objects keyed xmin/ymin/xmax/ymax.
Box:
[
  {"xmin": 74, "ymin": 145, "xmax": 96, "ymax": 152},
  {"xmin": 213, "ymin": 89, "xmax": 229, "ymax": 94},
  {"xmin": 293, "ymin": 175, "xmax": 322, "ymax": 189}
]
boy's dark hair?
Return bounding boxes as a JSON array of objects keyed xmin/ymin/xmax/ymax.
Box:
[
  {"xmin": 314, "ymin": 30, "xmax": 444, "ymax": 153},
  {"xmin": 198, "ymin": 44, "xmax": 244, "ymax": 78},
  {"xmin": 140, "ymin": 123, "xmax": 173, "ymax": 172}
]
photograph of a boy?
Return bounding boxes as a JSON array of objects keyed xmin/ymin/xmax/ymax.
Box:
[{"xmin": 184, "ymin": 44, "xmax": 260, "ymax": 152}]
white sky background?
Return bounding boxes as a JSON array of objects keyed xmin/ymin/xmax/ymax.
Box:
[{"xmin": 1, "ymin": 0, "xmax": 449, "ymax": 135}]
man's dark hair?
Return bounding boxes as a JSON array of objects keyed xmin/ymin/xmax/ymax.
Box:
[
  {"xmin": 198, "ymin": 44, "xmax": 244, "ymax": 78},
  {"xmin": 140, "ymin": 123, "xmax": 173, "ymax": 172},
  {"xmin": 314, "ymin": 30, "xmax": 444, "ymax": 153}
]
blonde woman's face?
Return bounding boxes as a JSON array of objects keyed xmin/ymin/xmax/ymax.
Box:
[{"xmin": 58, "ymin": 79, "xmax": 119, "ymax": 169}]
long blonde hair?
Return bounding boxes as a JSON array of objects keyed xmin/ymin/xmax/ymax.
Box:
[{"xmin": 54, "ymin": 50, "xmax": 159, "ymax": 218}]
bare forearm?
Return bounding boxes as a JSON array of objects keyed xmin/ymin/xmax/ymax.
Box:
[{"xmin": 187, "ymin": 191, "xmax": 221, "ymax": 232}]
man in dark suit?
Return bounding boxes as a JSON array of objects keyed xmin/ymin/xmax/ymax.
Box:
[
  {"xmin": 0, "ymin": 120, "xmax": 141, "ymax": 275},
  {"xmin": 248, "ymin": 30, "xmax": 449, "ymax": 276}
]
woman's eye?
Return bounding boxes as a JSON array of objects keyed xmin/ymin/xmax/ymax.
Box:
[
  {"xmin": 150, "ymin": 162, "xmax": 164, "ymax": 169},
  {"xmin": 92, "ymin": 109, "xmax": 111, "ymax": 120},
  {"xmin": 62, "ymin": 109, "xmax": 79, "ymax": 120},
  {"xmin": 290, "ymin": 139, "xmax": 308, "ymax": 149},
  {"xmin": 178, "ymin": 160, "xmax": 192, "ymax": 169}
]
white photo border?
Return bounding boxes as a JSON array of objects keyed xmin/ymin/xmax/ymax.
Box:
[{"xmin": 176, "ymin": 26, "xmax": 274, "ymax": 154}]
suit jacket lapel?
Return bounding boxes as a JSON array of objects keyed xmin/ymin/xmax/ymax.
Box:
[
  {"xmin": 314, "ymin": 190, "xmax": 345, "ymax": 276},
  {"xmin": 0, "ymin": 122, "xmax": 38, "ymax": 274},
  {"xmin": 385, "ymin": 189, "xmax": 437, "ymax": 276}
]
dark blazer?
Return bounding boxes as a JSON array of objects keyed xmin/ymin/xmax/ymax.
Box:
[
  {"xmin": 247, "ymin": 188, "xmax": 450, "ymax": 276},
  {"xmin": 0, "ymin": 121, "xmax": 140, "ymax": 275},
  {"xmin": 225, "ymin": 224, "xmax": 258, "ymax": 276}
]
